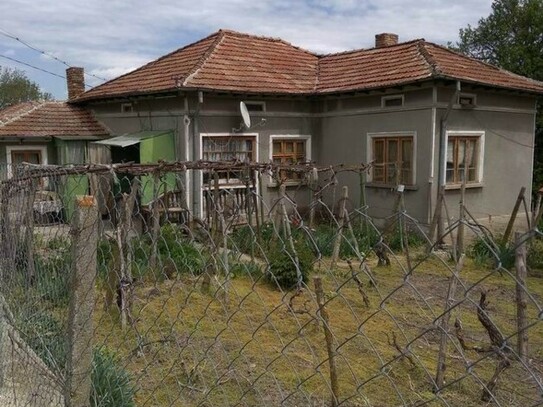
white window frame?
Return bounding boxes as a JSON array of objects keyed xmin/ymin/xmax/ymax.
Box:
[
  {"xmin": 444, "ymin": 130, "xmax": 485, "ymax": 187},
  {"xmin": 269, "ymin": 134, "xmax": 312, "ymax": 186},
  {"xmin": 366, "ymin": 131, "xmax": 417, "ymax": 186},
  {"xmin": 6, "ymin": 145, "xmax": 48, "ymax": 178},
  {"xmin": 381, "ymin": 94, "xmax": 404, "ymax": 108}
]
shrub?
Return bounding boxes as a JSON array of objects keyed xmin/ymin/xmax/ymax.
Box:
[
  {"xmin": 91, "ymin": 348, "xmax": 136, "ymax": 407},
  {"xmin": 266, "ymin": 240, "xmax": 315, "ymax": 290},
  {"xmin": 527, "ymin": 238, "xmax": 543, "ymax": 277},
  {"xmin": 467, "ymin": 234, "xmax": 515, "ymax": 269},
  {"xmin": 311, "ymin": 223, "xmax": 379, "ymax": 258},
  {"xmin": 385, "ymin": 225, "xmax": 426, "ymax": 252}
]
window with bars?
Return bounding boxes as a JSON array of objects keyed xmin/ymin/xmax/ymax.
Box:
[
  {"xmin": 446, "ymin": 136, "xmax": 480, "ymax": 184},
  {"xmin": 372, "ymin": 136, "xmax": 414, "ymax": 185},
  {"xmin": 202, "ymin": 135, "xmax": 256, "ymax": 186},
  {"xmin": 272, "ymin": 139, "xmax": 307, "ymax": 181}
]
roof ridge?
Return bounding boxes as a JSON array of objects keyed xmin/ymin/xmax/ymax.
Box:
[
  {"xmin": 183, "ymin": 30, "xmax": 227, "ymax": 87},
  {"xmin": 416, "ymin": 41, "xmax": 440, "ymax": 75},
  {"xmin": 217, "ymin": 29, "xmax": 318, "ymax": 57},
  {"xmin": 0, "ymin": 101, "xmax": 47, "ymax": 127},
  {"xmin": 319, "ymin": 38, "xmax": 424, "ymax": 59},
  {"xmin": 75, "ymin": 30, "xmax": 223, "ymax": 101}
]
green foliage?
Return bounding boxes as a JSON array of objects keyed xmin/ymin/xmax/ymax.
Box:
[
  {"xmin": 0, "ymin": 66, "xmax": 53, "ymax": 109},
  {"xmin": 229, "ymin": 223, "xmax": 275, "ymax": 255},
  {"xmin": 266, "ymin": 241, "xmax": 315, "ymax": 290},
  {"xmin": 17, "ymin": 308, "xmax": 67, "ymax": 373},
  {"xmin": 454, "ymin": 0, "xmax": 543, "ymax": 193},
  {"xmin": 385, "ymin": 225, "xmax": 426, "ymax": 252},
  {"xmin": 467, "ymin": 234, "xmax": 515, "ymax": 269},
  {"xmin": 527, "ymin": 238, "xmax": 543, "ymax": 276},
  {"xmin": 91, "ymin": 348, "xmax": 136, "ymax": 407},
  {"xmin": 34, "ymin": 245, "xmax": 71, "ymax": 307},
  {"xmin": 229, "ymin": 260, "xmax": 262, "ymax": 278},
  {"xmin": 156, "ymin": 224, "xmax": 204, "ymax": 275},
  {"xmin": 311, "ymin": 223, "xmax": 379, "ymax": 258}
]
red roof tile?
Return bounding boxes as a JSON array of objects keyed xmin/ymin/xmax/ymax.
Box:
[
  {"xmin": 75, "ymin": 30, "xmax": 543, "ymax": 101},
  {"xmin": 0, "ymin": 101, "xmax": 110, "ymax": 138}
]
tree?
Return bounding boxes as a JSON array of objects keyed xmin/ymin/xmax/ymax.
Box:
[
  {"xmin": 0, "ymin": 66, "xmax": 53, "ymax": 109},
  {"xmin": 454, "ymin": 0, "xmax": 543, "ymax": 192}
]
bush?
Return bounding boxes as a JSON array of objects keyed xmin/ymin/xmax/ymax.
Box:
[
  {"xmin": 467, "ymin": 234, "xmax": 515, "ymax": 269},
  {"xmin": 157, "ymin": 225, "xmax": 204, "ymax": 275},
  {"xmin": 527, "ymin": 238, "xmax": 543, "ymax": 276},
  {"xmin": 266, "ymin": 240, "xmax": 315, "ymax": 290},
  {"xmin": 312, "ymin": 223, "xmax": 379, "ymax": 258},
  {"xmin": 385, "ymin": 225, "xmax": 426, "ymax": 252},
  {"xmin": 229, "ymin": 223, "xmax": 275, "ymax": 255},
  {"xmin": 91, "ymin": 348, "xmax": 136, "ymax": 407}
]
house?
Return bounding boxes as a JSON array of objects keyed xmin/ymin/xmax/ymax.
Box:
[
  {"xmin": 0, "ymin": 72, "xmax": 111, "ymax": 218},
  {"xmin": 9, "ymin": 30, "xmax": 543, "ymax": 225}
]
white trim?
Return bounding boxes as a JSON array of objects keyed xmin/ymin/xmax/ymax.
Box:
[
  {"xmin": 366, "ymin": 131, "xmax": 417, "ymax": 185},
  {"xmin": 6, "ymin": 145, "xmax": 48, "ymax": 178},
  {"xmin": 381, "ymin": 94, "xmax": 404, "ymax": 108},
  {"xmin": 444, "ymin": 130, "xmax": 485, "ymax": 186},
  {"xmin": 268, "ymin": 134, "xmax": 312, "ymax": 186}
]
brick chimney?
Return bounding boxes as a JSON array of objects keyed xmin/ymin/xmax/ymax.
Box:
[
  {"xmin": 375, "ymin": 33, "xmax": 399, "ymax": 48},
  {"xmin": 66, "ymin": 67, "xmax": 85, "ymax": 100}
]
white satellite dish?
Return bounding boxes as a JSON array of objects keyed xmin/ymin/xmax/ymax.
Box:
[{"xmin": 240, "ymin": 101, "xmax": 251, "ymax": 129}]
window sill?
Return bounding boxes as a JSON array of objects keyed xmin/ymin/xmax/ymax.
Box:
[
  {"xmin": 445, "ymin": 182, "xmax": 483, "ymax": 190},
  {"xmin": 366, "ymin": 183, "xmax": 418, "ymax": 191}
]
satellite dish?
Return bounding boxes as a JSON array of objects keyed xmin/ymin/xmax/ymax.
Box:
[{"xmin": 240, "ymin": 101, "xmax": 251, "ymax": 129}]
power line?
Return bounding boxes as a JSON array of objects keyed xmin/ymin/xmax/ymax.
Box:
[
  {"xmin": 0, "ymin": 27, "xmax": 107, "ymax": 82},
  {"xmin": 0, "ymin": 53, "xmax": 93, "ymax": 88}
]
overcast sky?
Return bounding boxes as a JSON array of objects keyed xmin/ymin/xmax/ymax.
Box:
[{"xmin": 0, "ymin": 0, "xmax": 494, "ymax": 100}]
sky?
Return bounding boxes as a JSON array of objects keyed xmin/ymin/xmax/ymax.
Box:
[{"xmin": 0, "ymin": 0, "xmax": 494, "ymax": 100}]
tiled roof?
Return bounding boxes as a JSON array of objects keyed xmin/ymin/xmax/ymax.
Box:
[
  {"xmin": 0, "ymin": 101, "xmax": 110, "ymax": 138},
  {"xmin": 75, "ymin": 30, "xmax": 543, "ymax": 101}
]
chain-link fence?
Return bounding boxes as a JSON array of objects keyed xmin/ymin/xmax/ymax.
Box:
[{"xmin": 0, "ymin": 161, "xmax": 542, "ymax": 407}]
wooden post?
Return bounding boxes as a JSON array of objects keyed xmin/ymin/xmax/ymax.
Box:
[
  {"xmin": 314, "ymin": 276, "xmax": 339, "ymax": 407},
  {"xmin": 331, "ymin": 186, "xmax": 348, "ymax": 269},
  {"xmin": 149, "ymin": 172, "xmax": 161, "ymax": 272},
  {"xmin": 456, "ymin": 178, "xmax": 466, "ymax": 259},
  {"xmin": 435, "ymin": 255, "xmax": 464, "ymax": 390},
  {"xmin": 502, "ymin": 187, "xmax": 526, "ymax": 245},
  {"xmin": 515, "ymin": 232, "xmax": 528, "ymax": 362},
  {"xmin": 279, "ymin": 185, "xmax": 302, "ymax": 287},
  {"xmin": 309, "ymin": 167, "xmax": 319, "ymax": 229},
  {"xmin": 428, "ymin": 186, "xmax": 444, "ymax": 250},
  {"xmin": 65, "ymin": 195, "xmax": 98, "ymax": 407},
  {"xmin": 23, "ymin": 179, "xmax": 36, "ymax": 285}
]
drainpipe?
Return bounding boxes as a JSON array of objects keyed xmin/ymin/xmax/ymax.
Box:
[
  {"xmin": 191, "ymin": 91, "xmax": 203, "ymax": 217},
  {"xmin": 436, "ymin": 81, "xmax": 461, "ymax": 239}
]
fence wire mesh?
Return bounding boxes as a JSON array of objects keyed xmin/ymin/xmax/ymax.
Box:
[{"xmin": 0, "ymin": 162, "xmax": 542, "ymax": 407}]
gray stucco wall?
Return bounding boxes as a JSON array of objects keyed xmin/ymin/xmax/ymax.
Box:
[{"xmin": 87, "ymin": 83, "xmax": 538, "ymax": 225}]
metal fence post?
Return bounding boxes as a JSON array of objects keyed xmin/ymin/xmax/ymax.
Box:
[{"xmin": 65, "ymin": 196, "xmax": 98, "ymax": 407}]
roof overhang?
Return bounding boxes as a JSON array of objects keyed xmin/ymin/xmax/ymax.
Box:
[
  {"xmin": 93, "ymin": 130, "xmax": 172, "ymax": 147},
  {"xmin": 54, "ymin": 135, "xmax": 109, "ymax": 141}
]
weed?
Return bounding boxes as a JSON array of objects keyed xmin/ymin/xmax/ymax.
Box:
[{"xmin": 91, "ymin": 348, "xmax": 136, "ymax": 407}]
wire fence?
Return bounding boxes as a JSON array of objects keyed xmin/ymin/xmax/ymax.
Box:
[{"xmin": 0, "ymin": 161, "xmax": 542, "ymax": 407}]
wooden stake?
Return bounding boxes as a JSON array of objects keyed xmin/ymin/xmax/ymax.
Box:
[
  {"xmin": 515, "ymin": 232, "xmax": 528, "ymax": 362},
  {"xmin": 331, "ymin": 186, "xmax": 348, "ymax": 269},
  {"xmin": 435, "ymin": 255, "xmax": 465, "ymax": 390},
  {"xmin": 502, "ymin": 187, "xmax": 526, "ymax": 244},
  {"xmin": 314, "ymin": 276, "xmax": 339, "ymax": 407}
]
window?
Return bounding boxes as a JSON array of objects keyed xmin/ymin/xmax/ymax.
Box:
[
  {"xmin": 202, "ymin": 135, "xmax": 256, "ymax": 186},
  {"xmin": 121, "ymin": 103, "xmax": 133, "ymax": 113},
  {"xmin": 243, "ymin": 101, "xmax": 266, "ymax": 112},
  {"xmin": 6, "ymin": 145, "xmax": 48, "ymax": 178},
  {"xmin": 371, "ymin": 136, "xmax": 414, "ymax": 185},
  {"xmin": 270, "ymin": 135, "xmax": 311, "ymax": 182},
  {"xmin": 457, "ymin": 93, "xmax": 476, "ymax": 108},
  {"xmin": 382, "ymin": 94, "xmax": 404, "ymax": 108},
  {"xmin": 446, "ymin": 135, "xmax": 481, "ymax": 184}
]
